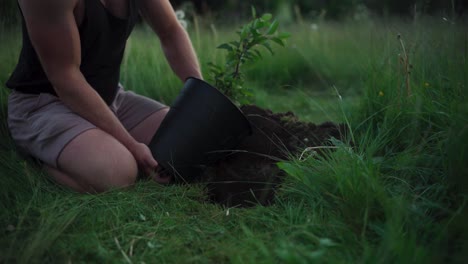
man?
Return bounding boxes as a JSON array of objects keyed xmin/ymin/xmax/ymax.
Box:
[{"xmin": 6, "ymin": 0, "xmax": 203, "ymax": 192}]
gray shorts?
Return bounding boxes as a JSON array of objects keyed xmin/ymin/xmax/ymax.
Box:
[{"xmin": 7, "ymin": 85, "xmax": 167, "ymax": 168}]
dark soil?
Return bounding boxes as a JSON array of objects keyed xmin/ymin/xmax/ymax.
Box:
[{"xmin": 202, "ymin": 105, "xmax": 348, "ymax": 207}]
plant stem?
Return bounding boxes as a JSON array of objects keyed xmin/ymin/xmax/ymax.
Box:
[{"xmin": 398, "ymin": 35, "xmax": 411, "ymax": 97}]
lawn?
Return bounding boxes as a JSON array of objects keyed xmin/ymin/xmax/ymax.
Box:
[{"xmin": 1, "ymin": 15, "xmax": 467, "ymax": 263}]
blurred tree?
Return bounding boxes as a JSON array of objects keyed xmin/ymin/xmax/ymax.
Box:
[
  {"xmin": 1, "ymin": 0, "xmax": 465, "ymax": 25},
  {"xmin": 0, "ymin": 0, "xmax": 20, "ymax": 25},
  {"xmin": 293, "ymin": 0, "xmax": 360, "ymax": 18},
  {"xmin": 364, "ymin": 0, "xmax": 461, "ymax": 16},
  {"xmin": 169, "ymin": 0, "xmax": 466, "ymax": 19},
  {"xmin": 170, "ymin": 0, "xmax": 284, "ymax": 17}
]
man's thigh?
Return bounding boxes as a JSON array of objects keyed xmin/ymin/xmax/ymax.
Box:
[
  {"xmin": 129, "ymin": 108, "xmax": 169, "ymax": 145},
  {"xmin": 8, "ymin": 91, "xmax": 96, "ymax": 168},
  {"xmin": 111, "ymin": 85, "xmax": 169, "ymax": 133}
]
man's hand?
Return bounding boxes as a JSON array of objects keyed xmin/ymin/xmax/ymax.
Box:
[
  {"xmin": 129, "ymin": 142, "xmax": 171, "ymax": 184},
  {"xmin": 128, "ymin": 142, "xmax": 157, "ymax": 176}
]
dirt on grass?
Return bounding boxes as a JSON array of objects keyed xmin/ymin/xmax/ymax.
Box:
[{"xmin": 202, "ymin": 105, "xmax": 348, "ymax": 207}]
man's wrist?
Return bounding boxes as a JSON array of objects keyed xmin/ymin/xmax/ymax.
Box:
[
  {"xmin": 184, "ymin": 73, "xmax": 203, "ymax": 82},
  {"xmin": 121, "ymin": 136, "xmax": 140, "ymax": 154}
]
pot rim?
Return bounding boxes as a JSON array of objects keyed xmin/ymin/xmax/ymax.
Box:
[{"xmin": 185, "ymin": 76, "xmax": 252, "ymax": 135}]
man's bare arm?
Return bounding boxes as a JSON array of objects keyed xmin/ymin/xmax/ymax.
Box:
[
  {"xmin": 137, "ymin": 0, "xmax": 202, "ymax": 80},
  {"xmin": 19, "ymin": 0, "xmax": 157, "ymax": 173}
]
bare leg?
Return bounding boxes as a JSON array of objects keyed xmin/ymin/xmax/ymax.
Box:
[
  {"xmin": 45, "ymin": 129, "xmax": 138, "ymax": 193},
  {"xmin": 45, "ymin": 166, "xmax": 88, "ymax": 193},
  {"xmin": 129, "ymin": 108, "xmax": 169, "ymax": 145}
]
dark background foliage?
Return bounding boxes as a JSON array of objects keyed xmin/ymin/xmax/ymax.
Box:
[
  {"xmin": 0, "ymin": 0, "xmax": 20, "ymax": 25},
  {"xmin": 171, "ymin": 0, "xmax": 467, "ymax": 18},
  {"xmin": 1, "ymin": 0, "xmax": 466, "ymax": 24}
]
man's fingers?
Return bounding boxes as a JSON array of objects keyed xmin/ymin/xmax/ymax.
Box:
[
  {"xmin": 144, "ymin": 167, "xmax": 153, "ymax": 178},
  {"xmin": 151, "ymin": 158, "xmax": 158, "ymax": 168},
  {"xmin": 143, "ymin": 155, "xmax": 157, "ymax": 172},
  {"xmin": 153, "ymin": 173, "xmax": 172, "ymax": 184}
]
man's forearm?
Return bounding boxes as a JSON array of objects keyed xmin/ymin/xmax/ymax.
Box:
[
  {"xmin": 52, "ymin": 71, "xmax": 139, "ymax": 152},
  {"xmin": 160, "ymin": 24, "xmax": 202, "ymax": 81}
]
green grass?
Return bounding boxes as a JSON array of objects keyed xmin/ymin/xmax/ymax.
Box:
[{"xmin": 1, "ymin": 16, "xmax": 467, "ymax": 263}]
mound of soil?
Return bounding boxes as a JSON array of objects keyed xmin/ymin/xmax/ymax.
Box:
[{"xmin": 202, "ymin": 105, "xmax": 348, "ymax": 207}]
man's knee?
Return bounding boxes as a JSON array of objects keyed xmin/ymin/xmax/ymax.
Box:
[
  {"xmin": 55, "ymin": 129, "xmax": 139, "ymax": 193},
  {"xmin": 93, "ymin": 152, "xmax": 138, "ymax": 192},
  {"xmin": 46, "ymin": 157, "xmax": 137, "ymax": 193}
]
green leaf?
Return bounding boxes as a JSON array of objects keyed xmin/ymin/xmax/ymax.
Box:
[
  {"xmin": 253, "ymin": 49, "xmax": 263, "ymax": 59},
  {"xmin": 251, "ymin": 36, "xmax": 268, "ymax": 46},
  {"xmin": 261, "ymin": 13, "xmax": 272, "ymax": 21},
  {"xmin": 251, "ymin": 6, "xmax": 256, "ymax": 18},
  {"xmin": 254, "ymin": 19, "xmax": 265, "ymax": 30},
  {"xmin": 207, "ymin": 62, "xmax": 222, "ymax": 71},
  {"xmin": 278, "ymin": 32, "xmax": 291, "ymax": 39},
  {"xmin": 250, "ymin": 27, "xmax": 261, "ymax": 38},
  {"xmin": 261, "ymin": 42, "xmax": 274, "ymax": 55},
  {"xmin": 229, "ymin": 41, "xmax": 240, "ymax": 48},
  {"xmin": 271, "ymin": 37, "xmax": 285, "ymax": 47},
  {"xmin": 217, "ymin": 43, "xmax": 233, "ymax": 51},
  {"xmin": 240, "ymin": 26, "xmax": 249, "ymax": 39},
  {"xmin": 277, "ymin": 162, "xmax": 303, "ymax": 177},
  {"xmin": 244, "ymin": 51, "xmax": 255, "ymax": 62},
  {"xmin": 267, "ymin": 20, "xmax": 279, "ymax": 35}
]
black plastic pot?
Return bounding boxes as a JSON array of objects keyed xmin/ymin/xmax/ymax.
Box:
[{"xmin": 148, "ymin": 77, "xmax": 252, "ymax": 181}]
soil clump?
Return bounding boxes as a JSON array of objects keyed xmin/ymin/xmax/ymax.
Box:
[{"xmin": 203, "ymin": 105, "xmax": 348, "ymax": 207}]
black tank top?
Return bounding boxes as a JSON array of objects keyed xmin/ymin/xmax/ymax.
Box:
[{"xmin": 5, "ymin": 0, "xmax": 138, "ymax": 105}]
